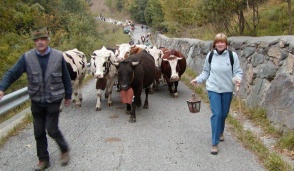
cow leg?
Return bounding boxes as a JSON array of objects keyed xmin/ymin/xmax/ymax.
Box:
[
  {"xmin": 73, "ymin": 79, "xmax": 82, "ymax": 107},
  {"xmin": 173, "ymin": 81, "xmax": 179, "ymax": 98},
  {"xmin": 149, "ymin": 82, "xmax": 154, "ymax": 94},
  {"xmin": 126, "ymin": 104, "xmax": 131, "ymax": 114},
  {"xmin": 143, "ymin": 87, "xmax": 150, "ymax": 109},
  {"xmin": 136, "ymin": 96, "xmax": 142, "ymax": 107},
  {"xmin": 154, "ymin": 77, "xmax": 160, "ymax": 91},
  {"xmin": 95, "ymin": 89, "xmax": 102, "ymax": 111},
  {"xmin": 105, "ymin": 91, "xmax": 109, "ymax": 99},
  {"xmin": 106, "ymin": 78, "xmax": 115, "ymax": 106},
  {"xmin": 167, "ymin": 81, "xmax": 174, "ymax": 95},
  {"xmin": 78, "ymin": 76, "xmax": 85, "ymax": 102},
  {"xmin": 129, "ymin": 102, "xmax": 137, "ymax": 123}
]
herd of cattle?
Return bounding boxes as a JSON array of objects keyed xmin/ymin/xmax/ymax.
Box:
[{"xmin": 62, "ymin": 43, "xmax": 187, "ymax": 123}]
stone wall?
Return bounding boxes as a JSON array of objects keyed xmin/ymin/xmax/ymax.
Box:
[{"xmin": 154, "ymin": 32, "xmax": 294, "ymax": 131}]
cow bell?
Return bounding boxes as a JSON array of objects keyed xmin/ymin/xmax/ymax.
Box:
[{"xmin": 187, "ymin": 93, "xmax": 201, "ymax": 113}]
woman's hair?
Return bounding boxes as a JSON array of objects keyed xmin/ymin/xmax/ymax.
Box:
[{"xmin": 212, "ymin": 33, "xmax": 228, "ymax": 48}]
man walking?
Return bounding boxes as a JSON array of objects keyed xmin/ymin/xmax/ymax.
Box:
[{"xmin": 0, "ymin": 27, "xmax": 72, "ymax": 171}]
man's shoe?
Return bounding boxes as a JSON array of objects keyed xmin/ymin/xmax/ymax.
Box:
[
  {"xmin": 220, "ymin": 133, "xmax": 224, "ymax": 141},
  {"xmin": 210, "ymin": 145, "xmax": 218, "ymax": 155},
  {"xmin": 61, "ymin": 151, "xmax": 70, "ymax": 166},
  {"xmin": 34, "ymin": 161, "xmax": 50, "ymax": 171}
]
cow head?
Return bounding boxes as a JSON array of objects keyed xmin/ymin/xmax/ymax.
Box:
[
  {"xmin": 129, "ymin": 45, "xmax": 145, "ymax": 55},
  {"xmin": 111, "ymin": 60, "xmax": 140, "ymax": 91},
  {"xmin": 162, "ymin": 52, "xmax": 183, "ymax": 82},
  {"xmin": 91, "ymin": 46, "xmax": 115, "ymax": 79},
  {"xmin": 147, "ymin": 46, "xmax": 164, "ymax": 68},
  {"xmin": 115, "ymin": 43, "xmax": 132, "ymax": 61}
]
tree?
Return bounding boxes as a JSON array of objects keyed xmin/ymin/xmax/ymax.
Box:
[
  {"xmin": 145, "ymin": 0, "xmax": 164, "ymax": 30},
  {"xmin": 129, "ymin": 0, "xmax": 148, "ymax": 23}
]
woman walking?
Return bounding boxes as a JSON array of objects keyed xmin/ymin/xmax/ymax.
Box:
[{"xmin": 190, "ymin": 33, "xmax": 243, "ymax": 155}]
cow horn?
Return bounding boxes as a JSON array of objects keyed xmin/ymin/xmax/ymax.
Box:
[
  {"xmin": 131, "ymin": 61, "xmax": 140, "ymax": 66},
  {"xmin": 109, "ymin": 59, "xmax": 119, "ymax": 67}
]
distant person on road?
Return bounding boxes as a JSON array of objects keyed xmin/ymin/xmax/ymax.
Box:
[
  {"xmin": 190, "ymin": 33, "xmax": 243, "ymax": 155},
  {"xmin": 146, "ymin": 26, "xmax": 148, "ymax": 31},
  {"xmin": 0, "ymin": 27, "xmax": 72, "ymax": 171},
  {"xmin": 137, "ymin": 40, "xmax": 141, "ymax": 45},
  {"xmin": 141, "ymin": 25, "xmax": 144, "ymax": 31},
  {"xmin": 129, "ymin": 38, "xmax": 134, "ymax": 45},
  {"xmin": 145, "ymin": 40, "xmax": 150, "ymax": 46}
]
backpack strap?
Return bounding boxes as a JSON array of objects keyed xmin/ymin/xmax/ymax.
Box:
[
  {"xmin": 208, "ymin": 50, "xmax": 214, "ymax": 64},
  {"xmin": 208, "ymin": 50, "xmax": 234, "ymax": 74},
  {"xmin": 228, "ymin": 50, "xmax": 234, "ymax": 74}
]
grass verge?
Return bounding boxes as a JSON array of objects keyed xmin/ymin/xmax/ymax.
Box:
[{"xmin": 0, "ymin": 113, "xmax": 32, "ymax": 148}]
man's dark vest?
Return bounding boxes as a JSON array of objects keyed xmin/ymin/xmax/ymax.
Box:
[{"xmin": 25, "ymin": 48, "xmax": 65, "ymax": 103}]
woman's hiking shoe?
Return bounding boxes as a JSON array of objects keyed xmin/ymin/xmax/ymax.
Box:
[
  {"xmin": 210, "ymin": 145, "xmax": 218, "ymax": 155},
  {"xmin": 34, "ymin": 161, "xmax": 50, "ymax": 171},
  {"xmin": 61, "ymin": 151, "xmax": 70, "ymax": 166}
]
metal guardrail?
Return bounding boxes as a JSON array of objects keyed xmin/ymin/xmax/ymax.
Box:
[
  {"xmin": 0, "ymin": 64, "xmax": 92, "ymax": 116},
  {"xmin": 0, "ymin": 87, "xmax": 29, "ymax": 116}
]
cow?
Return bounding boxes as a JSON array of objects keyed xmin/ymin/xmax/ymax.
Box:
[
  {"xmin": 160, "ymin": 48, "xmax": 186, "ymax": 97},
  {"xmin": 61, "ymin": 49, "xmax": 87, "ymax": 111},
  {"xmin": 147, "ymin": 46, "xmax": 164, "ymax": 91},
  {"xmin": 129, "ymin": 45, "xmax": 145, "ymax": 55},
  {"xmin": 111, "ymin": 50, "xmax": 155, "ymax": 123},
  {"xmin": 90, "ymin": 46, "xmax": 118, "ymax": 111},
  {"xmin": 115, "ymin": 43, "xmax": 131, "ymax": 60}
]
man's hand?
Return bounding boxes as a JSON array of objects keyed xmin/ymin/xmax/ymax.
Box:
[
  {"xmin": 64, "ymin": 99, "xmax": 71, "ymax": 107},
  {"xmin": 0, "ymin": 91, "xmax": 4, "ymax": 101}
]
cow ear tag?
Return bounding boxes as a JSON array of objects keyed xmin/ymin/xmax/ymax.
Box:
[{"xmin": 120, "ymin": 88, "xmax": 134, "ymax": 104}]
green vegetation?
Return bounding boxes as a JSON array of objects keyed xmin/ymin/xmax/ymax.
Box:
[
  {"xmin": 0, "ymin": 0, "xmax": 130, "ymax": 130},
  {"xmin": 105, "ymin": 0, "xmax": 294, "ymax": 39},
  {"xmin": 0, "ymin": 0, "xmax": 130, "ymax": 93}
]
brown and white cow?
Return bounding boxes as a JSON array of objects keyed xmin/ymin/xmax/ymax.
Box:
[
  {"xmin": 112, "ymin": 50, "xmax": 155, "ymax": 123},
  {"xmin": 61, "ymin": 49, "xmax": 87, "ymax": 110},
  {"xmin": 160, "ymin": 48, "xmax": 186, "ymax": 97},
  {"xmin": 91, "ymin": 46, "xmax": 118, "ymax": 111},
  {"xmin": 115, "ymin": 43, "xmax": 132, "ymax": 61}
]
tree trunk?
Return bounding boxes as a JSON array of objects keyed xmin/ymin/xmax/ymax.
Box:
[
  {"xmin": 287, "ymin": 0, "xmax": 293, "ymax": 34},
  {"xmin": 252, "ymin": 2, "xmax": 259, "ymax": 36},
  {"xmin": 239, "ymin": 10, "xmax": 245, "ymax": 35}
]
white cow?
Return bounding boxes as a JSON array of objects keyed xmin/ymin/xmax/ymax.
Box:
[
  {"xmin": 62, "ymin": 49, "xmax": 87, "ymax": 110},
  {"xmin": 91, "ymin": 46, "xmax": 118, "ymax": 111},
  {"xmin": 147, "ymin": 46, "xmax": 164, "ymax": 91}
]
